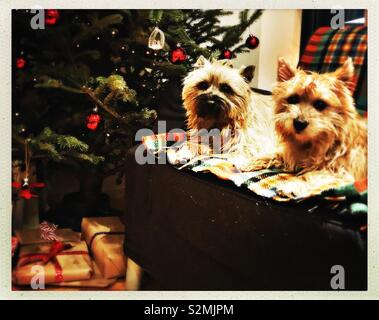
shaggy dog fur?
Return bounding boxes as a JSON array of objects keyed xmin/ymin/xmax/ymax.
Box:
[
  {"xmin": 182, "ymin": 56, "xmax": 275, "ymax": 163},
  {"xmin": 242, "ymin": 57, "xmax": 367, "ymax": 197}
]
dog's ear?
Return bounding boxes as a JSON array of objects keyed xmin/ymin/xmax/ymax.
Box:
[
  {"xmin": 333, "ymin": 57, "xmax": 354, "ymax": 83},
  {"xmin": 194, "ymin": 55, "xmax": 210, "ymax": 68},
  {"xmin": 239, "ymin": 65, "xmax": 255, "ymax": 83},
  {"xmin": 277, "ymin": 57, "xmax": 296, "ymax": 82}
]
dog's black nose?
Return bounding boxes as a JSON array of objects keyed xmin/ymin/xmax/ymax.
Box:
[
  {"xmin": 197, "ymin": 95, "xmax": 224, "ymax": 117},
  {"xmin": 293, "ymin": 119, "xmax": 308, "ymax": 132}
]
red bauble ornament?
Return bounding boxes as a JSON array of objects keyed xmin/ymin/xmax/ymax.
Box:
[
  {"xmin": 86, "ymin": 113, "xmax": 102, "ymax": 131},
  {"xmin": 220, "ymin": 49, "xmax": 234, "ymax": 60},
  {"xmin": 169, "ymin": 46, "xmax": 187, "ymax": 64},
  {"xmin": 45, "ymin": 9, "xmax": 60, "ymax": 26},
  {"xmin": 245, "ymin": 34, "xmax": 260, "ymax": 49},
  {"xmin": 19, "ymin": 189, "xmax": 33, "ymax": 200},
  {"xmin": 16, "ymin": 57, "xmax": 26, "ymax": 69},
  {"xmin": 12, "ymin": 180, "xmax": 45, "ymax": 200}
]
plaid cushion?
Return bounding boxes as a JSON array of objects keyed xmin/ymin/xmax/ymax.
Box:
[
  {"xmin": 299, "ymin": 26, "xmax": 337, "ymax": 70},
  {"xmin": 299, "ymin": 25, "xmax": 367, "ymax": 111}
]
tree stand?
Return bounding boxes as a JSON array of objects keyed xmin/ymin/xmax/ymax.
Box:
[{"xmin": 46, "ymin": 165, "xmax": 121, "ymax": 231}]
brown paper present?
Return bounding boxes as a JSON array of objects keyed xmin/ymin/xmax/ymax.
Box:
[
  {"xmin": 14, "ymin": 241, "xmax": 93, "ymax": 285},
  {"xmin": 49, "ymin": 261, "xmax": 118, "ymax": 288},
  {"xmin": 81, "ymin": 217, "xmax": 126, "ymax": 279}
]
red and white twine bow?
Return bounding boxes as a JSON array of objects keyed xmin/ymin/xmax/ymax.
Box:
[{"xmin": 40, "ymin": 221, "xmax": 58, "ymax": 241}]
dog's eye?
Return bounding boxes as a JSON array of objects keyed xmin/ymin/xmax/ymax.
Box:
[
  {"xmin": 197, "ymin": 81, "xmax": 209, "ymax": 90},
  {"xmin": 219, "ymin": 83, "xmax": 234, "ymax": 94},
  {"xmin": 286, "ymin": 94, "xmax": 300, "ymax": 104},
  {"xmin": 313, "ymin": 99, "xmax": 328, "ymax": 111}
]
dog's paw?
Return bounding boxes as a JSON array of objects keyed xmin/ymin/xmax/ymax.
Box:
[
  {"xmin": 239, "ymin": 163, "xmax": 263, "ymax": 172},
  {"xmin": 239, "ymin": 164, "xmax": 254, "ymax": 172},
  {"xmin": 239, "ymin": 157, "xmax": 273, "ymax": 172},
  {"xmin": 275, "ymin": 180, "xmax": 310, "ymax": 199},
  {"xmin": 167, "ymin": 143, "xmax": 196, "ymax": 165}
]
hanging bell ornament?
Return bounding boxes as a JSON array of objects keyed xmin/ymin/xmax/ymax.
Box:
[
  {"xmin": 148, "ymin": 26, "xmax": 165, "ymax": 50},
  {"xmin": 22, "ymin": 177, "xmax": 29, "ymax": 189}
]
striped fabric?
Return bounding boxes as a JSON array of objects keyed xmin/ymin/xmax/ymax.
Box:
[
  {"xmin": 299, "ymin": 25, "xmax": 367, "ymax": 111},
  {"xmin": 40, "ymin": 221, "xmax": 59, "ymax": 241}
]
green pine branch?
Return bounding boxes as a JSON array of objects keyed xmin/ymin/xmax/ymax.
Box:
[
  {"xmin": 73, "ymin": 13, "xmax": 124, "ymax": 44},
  {"xmin": 13, "ymin": 127, "xmax": 104, "ymax": 164}
]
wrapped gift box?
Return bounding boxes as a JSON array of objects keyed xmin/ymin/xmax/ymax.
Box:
[
  {"xmin": 14, "ymin": 241, "xmax": 93, "ymax": 285},
  {"xmin": 50, "ymin": 261, "xmax": 118, "ymax": 288},
  {"xmin": 82, "ymin": 217, "xmax": 126, "ymax": 279}
]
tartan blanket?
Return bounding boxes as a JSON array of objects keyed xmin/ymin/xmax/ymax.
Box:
[
  {"xmin": 142, "ymin": 133, "xmax": 368, "ymax": 219},
  {"xmin": 299, "ymin": 25, "xmax": 367, "ymax": 112}
]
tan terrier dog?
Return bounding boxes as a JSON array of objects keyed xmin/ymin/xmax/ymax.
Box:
[
  {"xmin": 182, "ymin": 56, "xmax": 275, "ymax": 163},
  {"xmin": 243, "ymin": 57, "xmax": 367, "ymax": 197}
]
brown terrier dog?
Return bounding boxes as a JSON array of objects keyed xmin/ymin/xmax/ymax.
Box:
[
  {"xmin": 242, "ymin": 57, "xmax": 367, "ymax": 197},
  {"xmin": 182, "ymin": 56, "xmax": 275, "ymax": 163}
]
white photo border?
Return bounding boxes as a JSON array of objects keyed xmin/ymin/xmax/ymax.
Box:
[{"xmin": 0, "ymin": 0, "xmax": 377, "ymax": 300}]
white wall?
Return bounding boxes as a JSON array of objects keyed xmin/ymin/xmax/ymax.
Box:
[
  {"xmin": 218, "ymin": 10, "xmax": 262, "ymax": 88},
  {"xmin": 219, "ymin": 9, "xmax": 302, "ymax": 91},
  {"xmin": 256, "ymin": 10, "xmax": 302, "ymax": 91}
]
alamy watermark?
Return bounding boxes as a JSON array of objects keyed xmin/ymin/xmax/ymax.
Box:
[
  {"xmin": 30, "ymin": 7, "xmax": 47, "ymax": 30},
  {"xmin": 134, "ymin": 120, "xmax": 233, "ymax": 165},
  {"xmin": 30, "ymin": 265, "xmax": 45, "ymax": 289},
  {"xmin": 28, "ymin": 7, "xmax": 348, "ymax": 30},
  {"xmin": 331, "ymin": 7, "xmax": 345, "ymax": 30},
  {"xmin": 330, "ymin": 265, "xmax": 345, "ymax": 290}
]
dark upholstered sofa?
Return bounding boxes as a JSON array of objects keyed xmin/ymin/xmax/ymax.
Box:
[{"xmin": 124, "ymin": 146, "xmax": 366, "ymax": 290}]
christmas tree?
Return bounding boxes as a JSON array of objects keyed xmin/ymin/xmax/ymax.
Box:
[{"xmin": 12, "ymin": 9, "xmax": 263, "ymax": 225}]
